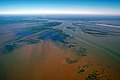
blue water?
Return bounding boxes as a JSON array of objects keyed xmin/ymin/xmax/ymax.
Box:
[
  {"xmin": 16, "ymin": 31, "xmax": 34, "ymax": 36},
  {"xmin": 38, "ymin": 30, "xmax": 67, "ymax": 43}
]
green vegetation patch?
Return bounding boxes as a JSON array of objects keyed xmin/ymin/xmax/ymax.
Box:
[
  {"xmin": 83, "ymin": 29, "xmax": 109, "ymax": 36},
  {"xmin": 66, "ymin": 58, "xmax": 77, "ymax": 64},
  {"xmin": 78, "ymin": 69, "xmax": 85, "ymax": 73},
  {"xmin": 41, "ymin": 22, "xmax": 62, "ymax": 27},
  {"xmin": 76, "ymin": 47, "xmax": 87, "ymax": 57},
  {"xmin": 79, "ymin": 47, "xmax": 87, "ymax": 53},
  {"xmin": 86, "ymin": 71, "xmax": 100, "ymax": 80},
  {"xmin": 66, "ymin": 26, "xmax": 76, "ymax": 31},
  {"xmin": 1, "ymin": 44, "xmax": 17, "ymax": 54},
  {"xmin": 52, "ymin": 29, "xmax": 70, "ymax": 37},
  {"xmin": 18, "ymin": 38, "xmax": 41, "ymax": 44}
]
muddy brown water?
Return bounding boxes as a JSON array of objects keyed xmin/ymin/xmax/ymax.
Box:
[
  {"xmin": 0, "ymin": 41, "xmax": 78, "ymax": 80},
  {"xmin": 0, "ymin": 40, "xmax": 120, "ymax": 80}
]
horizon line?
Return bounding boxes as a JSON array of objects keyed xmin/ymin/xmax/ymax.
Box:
[{"xmin": 0, "ymin": 11, "xmax": 120, "ymax": 16}]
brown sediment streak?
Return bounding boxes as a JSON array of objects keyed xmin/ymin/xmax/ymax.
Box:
[
  {"xmin": 1, "ymin": 40, "xmax": 120, "ymax": 80},
  {"xmin": 1, "ymin": 41, "xmax": 77, "ymax": 80}
]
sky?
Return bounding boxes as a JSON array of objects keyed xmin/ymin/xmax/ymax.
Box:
[{"xmin": 0, "ymin": 0, "xmax": 120, "ymax": 15}]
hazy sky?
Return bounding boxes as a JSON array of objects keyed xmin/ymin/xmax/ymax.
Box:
[{"xmin": 0, "ymin": 0, "xmax": 120, "ymax": 15}]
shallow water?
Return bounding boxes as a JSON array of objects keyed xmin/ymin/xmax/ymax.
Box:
[{"xmin": 0, "ymin": 15, "xmax": 120, "ymax": 80}]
